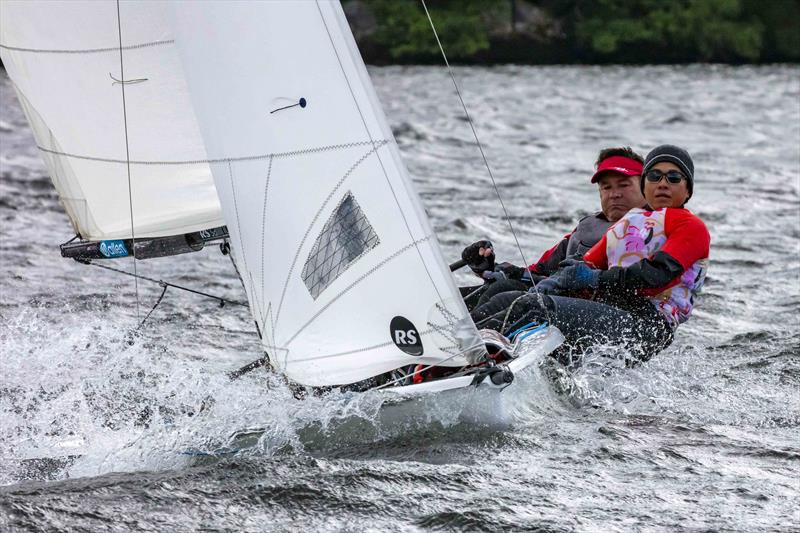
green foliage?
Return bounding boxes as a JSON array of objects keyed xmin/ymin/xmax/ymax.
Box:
[
  {"xmin": 575, "ymin": 0, "xmax": 765, "ymax": 62},
  {"xmin": 343, "ymin": 0, "xmax": 799, "ymax": 63},
  {"xmin": 743, "ymin": 0, "xmax": 800, "ymax": 60},
  {"xmin": 363, "ymin": 0, "xmax": 504, "ymax": 61}
]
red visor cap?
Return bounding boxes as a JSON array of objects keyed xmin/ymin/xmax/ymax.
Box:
[{"xmin": 590, "ymin": 156, "xmax": 643, "ymax": 183}]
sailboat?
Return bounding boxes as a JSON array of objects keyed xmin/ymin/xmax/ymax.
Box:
[{"xmin": 0, "ymin": 1, "xmax": 563, "ymax": 408}]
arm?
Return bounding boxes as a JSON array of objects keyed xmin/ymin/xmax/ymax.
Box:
[
  {"xmin": 528, "ymin": 233, "xmax": 572, "ymax": 276},
  {"xmin": 582, "ymin": 233, "xmax": 608, "ymax": 269}
]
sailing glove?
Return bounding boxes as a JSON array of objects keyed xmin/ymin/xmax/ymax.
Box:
[
  {"xmin": 494, "ymin": 262, "xmax": 527, "ymax": 280},
  {"xmin": 554, "ymin": 262, "xmax": 600, "ymax": 291},
  {"xmin": 461, "ymin": 240, "xmax": 495, "ymax": 275},
  {"xmin": 531, "ymin": 277, "xmax": 559, "ymax": 295}
]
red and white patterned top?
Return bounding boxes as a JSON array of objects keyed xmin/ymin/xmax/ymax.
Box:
[{"xmin": 583, "ymin": 207, "xmax": 710, "ymax": 329}]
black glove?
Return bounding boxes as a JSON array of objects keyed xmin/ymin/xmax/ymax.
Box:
[
  {"xmin": 461, "ymin": 240, "xmax": 495, "ymax": 275},
  {"xmin": 495, "ymin": 262, "xmax": 526, "ymax": 280}
]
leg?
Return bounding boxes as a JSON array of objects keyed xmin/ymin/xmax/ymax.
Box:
[
  {"xmin": 475, "ymin": 278, "xmax": 530, "ymax": 308},
  {"xmin": 472, "ymin": 292, "xmax": 673, "ymax": 362}
]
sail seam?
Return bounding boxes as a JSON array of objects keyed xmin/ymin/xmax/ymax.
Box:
[
  {"xmin": 0, "ymin": 39, "xmax": 174, "ymax": 54},
  {"xmin": 227, "ymin": 161, "xmax": 251, "ymax": 304},
  {"xmin": 272, "ymin": 141, "xmax": 388, "ymax": 329},
  {"xmin": 35, "ymin": 140, "xmax": 388, "ymax": 166},
  {"xmin": 282, "ymin": 235, "xmax": 432, "ymax": 348},
  {"xmin": 259, "ymin": 156, "xmax": 273, "ymax": 319},
  {"xmin": 283, "ymin": 326, "xmax": 438, "ymax": 364}
]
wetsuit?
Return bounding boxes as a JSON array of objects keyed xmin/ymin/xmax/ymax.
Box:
[
  {"xmin": 471, "ymin": 207, "xmax": 710, "ymax": 363},
  {"xmin": 462, "ymin": 212, "xmax": 613, "ymax": 309}
]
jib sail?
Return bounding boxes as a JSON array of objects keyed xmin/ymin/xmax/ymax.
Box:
[{"xmin": 170, "ymin": 1, "xmax": 484, "ymax": 386}]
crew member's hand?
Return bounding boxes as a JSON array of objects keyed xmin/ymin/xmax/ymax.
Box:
[
  {"xmin": 494, "ymin": 262, "xmax": 526, "ymax": 280},
  {"xmin": 530, "ymin": 277, "xmax": 559, "ymax": 295},
  {"xmin": 461, "ymin": 240, "xmax": 495, "ymax": 276},
  {"xmin": 557, "ymin": 257, "xmax": 583, "ymax": 268},
  {"xmin": 555, "ymin": 262, "xmax": 600, "ymax": 291}
]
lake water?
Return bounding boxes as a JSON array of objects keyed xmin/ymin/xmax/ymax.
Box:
[{"xmin": 1, "ymin": 64, "xmax": 799, "ymax": 531}]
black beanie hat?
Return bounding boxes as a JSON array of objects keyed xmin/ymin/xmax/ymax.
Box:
[{"xmin": 641, "ymin": 144, "xmax": 694, "ymax": 200}]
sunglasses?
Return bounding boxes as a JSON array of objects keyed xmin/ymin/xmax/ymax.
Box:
[{"xmin": 645, "ymin": 169, "xmax": 687, "ymax": 184}]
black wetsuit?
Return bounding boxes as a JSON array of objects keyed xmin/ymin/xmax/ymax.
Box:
[{"xmin": 470, "ymin": 290, "xmax": 673, "ymax": 365}]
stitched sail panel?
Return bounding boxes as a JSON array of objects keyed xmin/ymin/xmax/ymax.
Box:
[{"xmin": 302, "ymin": 192, "xmax": 379, "ymax": 299}]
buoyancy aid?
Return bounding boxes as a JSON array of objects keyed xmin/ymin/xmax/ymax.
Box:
[
  {"xmin": 565, "ymin": 212, "xmax": 613, "ymax": 258},
  {"xmin": 530, "ymin": 212, "xmax": 613, "ymax": 275},
  {"xmin": 583, "ymin": 207, "xmax": 710, "ymax": 329}
]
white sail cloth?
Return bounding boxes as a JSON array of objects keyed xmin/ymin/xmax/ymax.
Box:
[
  {"xmin": 0, "ymin": 0, "xmax": 223, "ymax": 240},
  {"xmin": 170, "ymin": 1, "xmax": 484, "ymax": 386}
]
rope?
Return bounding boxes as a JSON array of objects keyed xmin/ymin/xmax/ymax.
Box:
[
  {"xmin": 115, "ymin": 0, "xmax": 140, "ymax": 321},
  {"xmin": 136, "ymin": 284, "xmax": 168, "ymax": 330},
  {"xmin": 81, "ymin": 260, "xmax": 248, "ymax": 307},
  {"xmin": 419, "ymin": 0, "xmax": 551, "ymax": 322}
]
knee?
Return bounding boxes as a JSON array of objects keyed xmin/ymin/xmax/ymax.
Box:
[{"xmin": 471, "ymin": 290, "xmax": 527, "ymax": 322}]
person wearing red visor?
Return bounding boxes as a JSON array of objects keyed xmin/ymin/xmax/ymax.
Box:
[
  {"xmin": 460, "ymin": 147, "xmax": 646, "ymax": 310},
  {"xmin": 470, "ymin": 145, "xmax": 709, "ymax": 364}
]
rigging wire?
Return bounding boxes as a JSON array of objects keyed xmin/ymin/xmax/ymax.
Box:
[
  {"xmin": 80, "ymin": 259, "xmax": 248, "ymax": 308},
  {"xmin": 419, "ymin": 0, "xmax": 551, "ymax": 320},
  {"xmin": 115, "ymin": 0, "xmax": 140, "ymax": 321}
]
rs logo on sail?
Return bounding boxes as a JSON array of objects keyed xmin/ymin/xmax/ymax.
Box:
[{"xmin": 389, "ymin": 316, "xmax": 423, "ymax": 356}]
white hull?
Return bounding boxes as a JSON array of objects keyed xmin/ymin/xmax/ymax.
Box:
[{"xmin": 374, "ymin": 325, "xmax": 564, "ymax": 427}]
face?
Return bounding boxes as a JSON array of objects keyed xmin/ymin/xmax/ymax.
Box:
[
  {"xmin": 643, "ymin": 162, "xmax": 690, "ymax": 209},
  {"xmin": 597, "ymin": 172, "xmax": 646, "ymax": 222}
]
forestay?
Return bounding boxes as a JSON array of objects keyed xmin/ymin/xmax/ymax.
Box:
[
  {"xmin": 0, "ymin": 0, "xmax": 223, "ymax": 240},
  {"xmin": 170, "ymin": 0, "xmax": 484, "ymax": 386}
]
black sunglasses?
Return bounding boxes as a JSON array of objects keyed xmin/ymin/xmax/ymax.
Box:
[{"xmin": 645, "ymin": 169, "xmax": 687, "ymax": 184}]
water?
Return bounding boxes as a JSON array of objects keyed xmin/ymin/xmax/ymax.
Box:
[{"xmin": 2, "ymin": 65, "xmax": 799, "ymax": 531}]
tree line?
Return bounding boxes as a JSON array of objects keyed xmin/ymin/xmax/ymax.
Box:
[{"xmin": 344, "ymin": 0, "xmax": 800, "ymax": 64}]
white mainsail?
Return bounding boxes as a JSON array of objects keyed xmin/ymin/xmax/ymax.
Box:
[
  {"xmin": 170, "ymin": 1, "xmax": 484, "ymax": 386},
  {"xmin": 0, "ymin": 0, "xmax": 223, "ymax": 241}
]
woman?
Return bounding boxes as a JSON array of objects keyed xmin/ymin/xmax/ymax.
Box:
[{"xmin": 471, "ymin": 145, "xmax": 710, "ymax": 363}]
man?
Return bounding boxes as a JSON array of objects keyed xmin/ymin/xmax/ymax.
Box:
[{"xmin": 461, "ymin": 146, "xmax": 646, "ymax": 309}]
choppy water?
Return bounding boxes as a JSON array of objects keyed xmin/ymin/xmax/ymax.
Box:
[{"xmin": 2, "ymin": 65, "xmax": 799, "ymax": 532}]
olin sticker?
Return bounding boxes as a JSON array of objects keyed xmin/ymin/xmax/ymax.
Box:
[{"xmin": 99, "ymin": 240, "xmax": 128, "ymax": 258}]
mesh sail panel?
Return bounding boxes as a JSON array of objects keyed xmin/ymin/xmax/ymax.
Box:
[{"xmin": 301, "ymin": 192, "xmax": 379, "ymax": 299}]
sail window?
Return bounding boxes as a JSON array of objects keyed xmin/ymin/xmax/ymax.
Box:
[{"xmin": 302, "ymin": 192, "xmax": 379, "ymax": 299}]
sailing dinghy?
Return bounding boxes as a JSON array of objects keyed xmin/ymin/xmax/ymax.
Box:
[{"xmin": 1, "ymin": 0, "xmax": 564, "ymax": 406}]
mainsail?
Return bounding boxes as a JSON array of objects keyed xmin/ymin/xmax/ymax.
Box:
[
  {"xmin": 0, "ymin": 0, "xmax": 223, "ymax": 241},
  {"xmin": 170, "ymin": 1, "xmax": 485, "ymax": 386}
]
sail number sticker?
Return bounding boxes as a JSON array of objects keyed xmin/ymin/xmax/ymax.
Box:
[
  {"xmin": 99, "ymin": 240, "xmax": 129, "ymax": 258},
  {"xmin": 390, "ymin": 316, "xmax": 423, "ymax": 356}
]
